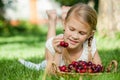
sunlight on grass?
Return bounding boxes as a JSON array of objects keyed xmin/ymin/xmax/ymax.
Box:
[
  {"xmin": 0, "ymin": 43, "xmax": 45, "ymax": 59},
  {"xmin": 96, "ymin": 36, "xmax": 120, "ymax": 50}
]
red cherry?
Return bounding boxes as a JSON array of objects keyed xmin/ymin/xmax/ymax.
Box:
[
  {"xmin": 60, "ymin": 41, "xmax": 65, "ymax": 47},
  {"xmin": 83, "ymin": 65, "xmax": 87, "ymax": 69},
  {"xmin": 88, "ymin": 68, "xmax": 93, "ymax": 73},
  {"xmin": 91, "ymin": 64, "xmax": 96, "ymax": 70},
  {"xmin": 71, "ymin": 61, "xmax": 79, "ymax": 67},
  {"xmin": 68, "ymin": 64, "xmax": 74, "ymax": 70},
  {"xmin": 59, "ymin": 41, "xmax": 69, "ymax": 47},
  {"xmin": 64, "ymin": 42, "xmax": 69, "ymax": 47},
  {"xmin": 75, "ymin": 68, "xmax": 80, "ymax": 73},
  {"xmin": 88, "ymin": 61, "xmax": 93, "ymax": 66},
  {"xmin": 78, "ymin": 60, "xmax": 83, "ymax": 66},
  {"xmin": 59, "ymin": 65, "xmax": 67, "ymax": 72},
  {"xmin": 77, "ymin": 65, "xmax": 83, "ymax": 70},
  {"xmin": 96, "ymin": 64, "xmax": 102, "ymax": 72},
  {"xmin": 80, "ymin": 69, "xmax": 86, "ymax": 73}
]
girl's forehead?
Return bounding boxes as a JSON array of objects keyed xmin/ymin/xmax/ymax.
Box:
[{"xmin": 65, "ymin": 18, "xmax": 91, "ymax": 31}]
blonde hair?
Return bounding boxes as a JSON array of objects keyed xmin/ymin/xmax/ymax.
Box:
[
  {"xmin": 63, "ymin": 3, "xmax": 98, "ymax": 64},
  {"xmin": 65, "ymin": 3, "xmax": 97, "ymax": 31}
]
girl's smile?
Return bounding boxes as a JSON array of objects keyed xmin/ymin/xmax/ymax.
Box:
[{"xmin": 68, "ymin": 38, "xmax": 79, "ymax": 45}]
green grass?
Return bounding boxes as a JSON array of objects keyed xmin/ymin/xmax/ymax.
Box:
[{"xmin": 0, "ymin": 27, "xmax": 120, "ymax": 80}]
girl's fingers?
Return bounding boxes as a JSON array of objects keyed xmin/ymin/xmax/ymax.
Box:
[
  {"xmin": 53, "ymin": 37, "xmax": 64, "ymax": 53},
  {"xmin": 53, "ymin": 37, "xmax": 64, "ymax": 45}
]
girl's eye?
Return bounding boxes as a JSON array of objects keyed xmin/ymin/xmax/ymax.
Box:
[
  {"xmin": 79, "ymin": 32, "xmax": 86, "ymax": 35},
  {"xmin": 69, "ymin": 27, "xmax": 75, "ymax": 31}
]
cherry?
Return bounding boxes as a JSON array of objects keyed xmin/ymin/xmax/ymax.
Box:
[
  {"xmin": 94, "ymin": 67, "xmax": 99, "ymax": 72},
  {"xmin": 59, "ymin": 65, "xmax": 67, "ymax": 72},
  {"xmin": 60, "ymin": 41, "xmax": 65, "ymax": 47},
  {"xmin": 77, "ymin": 65, "xmax": 83, "ymax": 70},
  {"xmin": 88, "ymin": 68, "xmax": 93, "ymax": 73},
  {"xmin": 59, "ymin": 41, "xmax": 69, "ymax": 47},
  {"xmin": 64, "ymin": 42, "xmax": 69, "ymax": 47},
  {"xmin": 73, "ymin": 62, "xmax": 79, "ymax": 67},
  {"xmin": 88, "ymin": 61, "xmax": 93, "ymax": 66},
  {"xmin": 75, "ymin": 68, "xmax": 80, "ymax": 73},
  {"xmin": 68, "ymin": 64, "xmax": 74, "ymax": 70},
  {"xmin": 96, "ymin": 64, "xmax": 102, "ymax": 72},
  {"xmin": 83, "ymin": 65, "xmax": 87, "ymax": 69},
  {"xmin": 91, "ymin": 64, "xmax": 96, "ymax": 70},
  {"xmin": 78, "ymin": 60, "xmax": 83, "ymax": 66},
  {"xmin": 80, "ymin": 69, "xmax": 86, "ymax": 73}
]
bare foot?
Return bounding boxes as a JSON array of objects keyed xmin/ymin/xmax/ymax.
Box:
[
  {"xmin": 46, "ymin": 10, "xmax": 57, "ymax": 21},
  {"xmin": 61, "ymin": 6, "xmax": 71, "ymax": 21}
]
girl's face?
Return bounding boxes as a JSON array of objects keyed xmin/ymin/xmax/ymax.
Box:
[{"xmin": 64, "ymin": 17, "xmax": 93, "ymax": 50}]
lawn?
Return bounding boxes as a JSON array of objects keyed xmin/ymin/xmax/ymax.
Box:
[{"xmin": 0, "ymin": 26, "xmax": 120, "ymax": 80}]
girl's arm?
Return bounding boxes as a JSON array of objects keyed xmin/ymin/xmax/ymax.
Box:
[
  {"xmin": 45, "ymin": 10, "xmax": 61, "ymax": 70},
  {"xmin": 45, "ymin": 10, "xmax": 57, "ymax": 61},
  {"xmin": 93, "ymin": 50, "xmax": 102, "ymax": 65},
  {"xmin": 46, "ymin": 10, "xmax": 57, "ymax": 40}
]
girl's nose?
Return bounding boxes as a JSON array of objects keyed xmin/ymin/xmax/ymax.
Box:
[{"xmin": 72, "ymin": 32, "xmax": 79, "ymax": 39}]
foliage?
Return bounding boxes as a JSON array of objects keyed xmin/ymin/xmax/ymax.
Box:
[
  {"xmin": 0, "ymin": 0, "xmax": 4, "ymax": 8},
  {"xmin": 0, "ymin": 21, "xmax": 47, "ymax": 36},
  {"xmin": 55, "ymin": 0, "xmax": 99, "ymax": 13},
  {"xmin": 55, "ymin": 0, "xmax": 88, "ymax": 6}
]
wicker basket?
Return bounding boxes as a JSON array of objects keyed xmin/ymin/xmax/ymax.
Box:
[{"xmin": 52, "ymin": 60, "xmax": 118, "ymax": 80}]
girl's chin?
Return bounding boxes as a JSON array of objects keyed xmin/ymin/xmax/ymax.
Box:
[{"xmin": 68, "ymin": 44, "xmax": 78, "ymax": 49}]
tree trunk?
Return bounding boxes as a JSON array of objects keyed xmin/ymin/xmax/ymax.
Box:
[
  {"xmin": 97, "ymin": 0, "xmax": 120, "ymax": 37},
  {"xmin": 112, "ymin": 0, "xmax": 120, "ymax": 31}
]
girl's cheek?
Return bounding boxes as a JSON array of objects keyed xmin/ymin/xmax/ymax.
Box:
[{"xmin": 64, "ymin": 31, "xmax": 71, "ymax": 37}]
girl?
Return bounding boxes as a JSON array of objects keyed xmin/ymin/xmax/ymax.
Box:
[{"xmin": 19, "ymin": 3, "xmax": 102, "ymax": 71}]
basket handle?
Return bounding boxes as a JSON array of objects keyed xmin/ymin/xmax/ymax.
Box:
[
  {"xmin": 52, "ymin": 62, "xmax": 58, "ymax": 73},
  {"xmin": 106, "ymin": 60, "xmax": 118, "ymax": 72}
]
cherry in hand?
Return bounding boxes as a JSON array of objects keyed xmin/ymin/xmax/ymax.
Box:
[{"xmin": 60, "ymin": 41, "xmax": 69, "ymax": 47}]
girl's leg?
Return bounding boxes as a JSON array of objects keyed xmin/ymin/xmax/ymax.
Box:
[
  {"xmin": 45, "ymin": 10, "xmax": 57, "ymax": 59},
  {"xmin": 61, "ymin": 6, "xmax": 71, "ymax": 25},
  {"xmin": 46, "ymin": 10, "xmax": 57, "ymax": 40},
  {"xmin": 19, "ymin": 59, "xmax": 47, "ymax": 70}
]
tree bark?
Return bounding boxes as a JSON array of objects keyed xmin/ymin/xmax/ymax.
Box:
[{"xmin": 97, "ymin": 0, "xmax": 120, "ymax": 37}]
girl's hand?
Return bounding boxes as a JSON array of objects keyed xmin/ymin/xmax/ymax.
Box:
[
  {"xmin": 46, "ymin": 10, "xmax": 57, "ymax": 21},
  {"xmin": 52, "ymin": 35, "xmax": 64, "ymax": 54}
]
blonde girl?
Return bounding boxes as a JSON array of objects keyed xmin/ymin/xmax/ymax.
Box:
[{"xmin": 19, "ymin": 3, "xmax": 102, "ymax": 72}]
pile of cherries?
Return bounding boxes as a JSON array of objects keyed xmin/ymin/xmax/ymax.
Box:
[{"xmin": 59, "ymin": 60, "xmax": 104, "ymax": 73}]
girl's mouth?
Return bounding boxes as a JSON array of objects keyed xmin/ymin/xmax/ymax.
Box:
[{"xmin": 69, "ymin": 39, "xmax": 78, "ymax": 45}]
